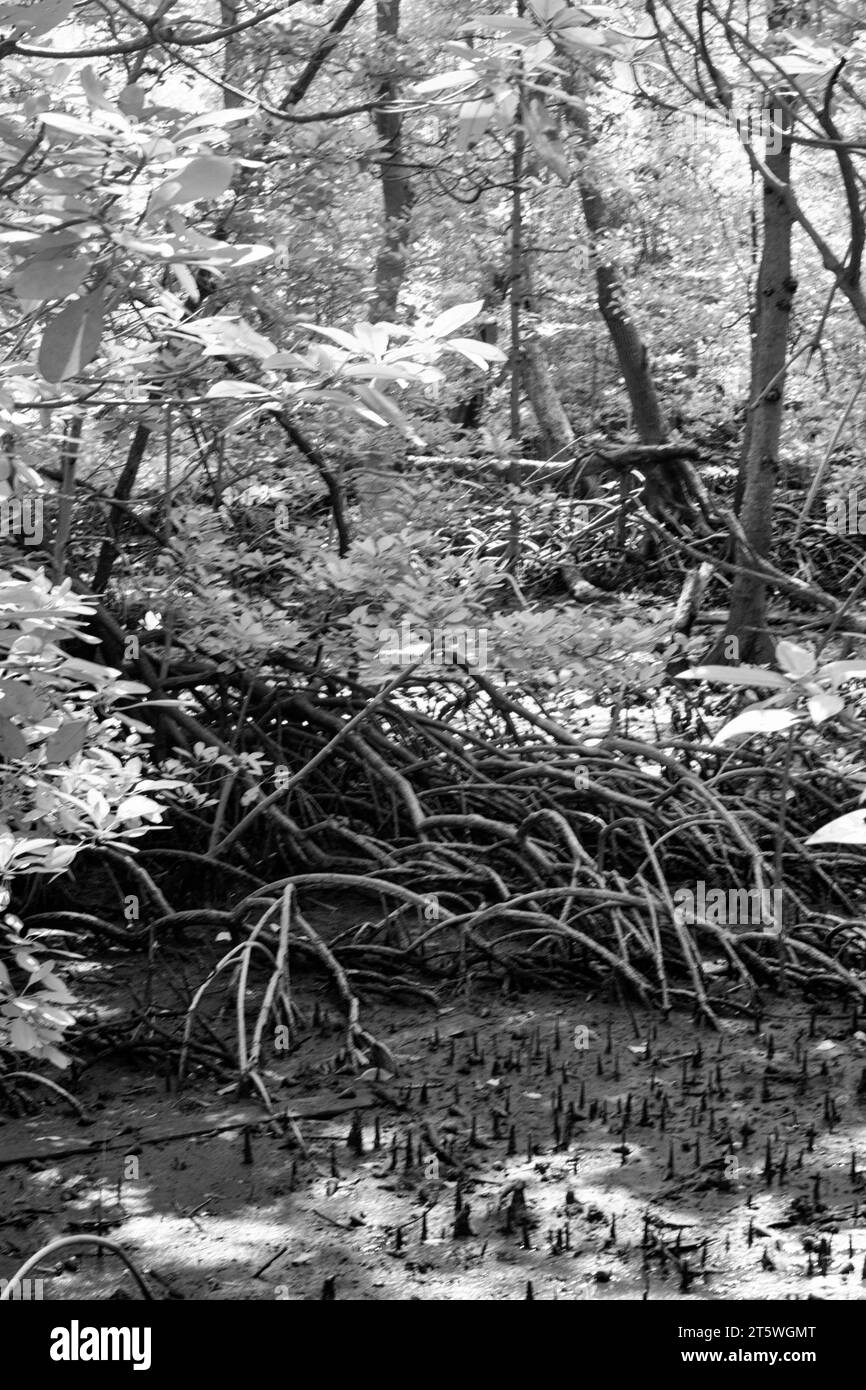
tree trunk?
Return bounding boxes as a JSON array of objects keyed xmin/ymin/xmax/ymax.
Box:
[
  {"xmin": 369, "ymin": 0, "xmax": 413, "ymax": 323},
  {"xmin": 714, "ymin": 112, "xmax": 794, "ymax": 664},
  {"xmin": 93, "ymin": 423, "xmax": 151, "ymax": 593},
  {"xmin": 521, "ymin": 341, "xmax": 575, "ymax": 458},
  {"xmin": 220, "ymin": 0, "xmax": 244, "ymax": 108},
  {"xmin": 567, "ymin": 95, "xmax": 694, "ymax": 519},
  {"xmin": 449, "ymin": 251, "xmax": 574, "ymax": 458},
  {"xmin": 568, "ymin": 104, "xmax": 666, "ymax": 445},
  {"xmin": 450, "ymin": 260, "xmax": 508, "ymax": 432},
  {"xmin": 733, "ymin": 300, "xmax": 760, "ymax": 514}
]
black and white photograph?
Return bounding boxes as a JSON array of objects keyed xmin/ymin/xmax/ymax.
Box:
[{"xmin": 0, "ymin": 0, "xmax": 863, "ymax": 1357}]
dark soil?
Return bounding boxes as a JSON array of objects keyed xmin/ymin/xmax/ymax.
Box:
[{"xmin": 3, "ymin": 941, "xmax": 866, "ymax": 1301}]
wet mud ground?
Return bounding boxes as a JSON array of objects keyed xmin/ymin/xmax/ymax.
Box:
[{"xmin": 3, "ymin": 947, "xmax": 866, "ymax": 1301}]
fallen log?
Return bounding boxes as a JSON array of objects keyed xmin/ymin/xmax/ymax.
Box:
[{"xmin": 0, "ymin": 1093, "xmax": 379, "ymax": 1168}]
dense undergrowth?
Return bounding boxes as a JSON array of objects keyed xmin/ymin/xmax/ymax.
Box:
[{"xmin": 4, "ymin": 450, "xmax": 866, "ymax": 1108}]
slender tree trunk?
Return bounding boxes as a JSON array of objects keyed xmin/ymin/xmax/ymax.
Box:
[
  {"xmin": 579, "ymin": 204, "xmax": 667, "ymax": 447},
  {"xmin": 505, "ymin": 68, "xmax": 525, "ymax": 570},
  {"xmin": 734, "ymin": 300, "xmax": 760, "ymax": 514},
  {"xmin": 369, "ymin": 0, "xmax": 413, "ymax": 322},
  {"xmin": 570, "ymin": 107, "xmax": 667, "ymax": 445},
  {"xmin": 567, "ymin": 95, "xmax": 694, "ymax": 519},
  {"xmin": 450, "ymin": 260, "xmax": 508, "ymax": 431},
  {"xmin": 220, "ymin": 0, "xmax": 244, "ymax": 108},
  {"xmin": 521, "ymin": 339, "xmax": 575, "ymax": 458},
  {"xmin": 513, "ymin": 240, "xmax": 575, "ymax": 458},
  {"xmin": 734, "ymin": 180, "xmax": 761, "ymax": 514},
  {"xmin": 450, "ymin": 253, "xmax": 573, "ymax": 458},
  {"xmin": 93, "ymin": 423, "xmax": 151, "ymax": 593},
  {"xmin": 51, "ymin": 415, "xmax": 83, "ymax": 583},
  {"xmin": 715, "ymin": 111, "xmax": 794, "ymax": 664}
]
